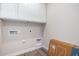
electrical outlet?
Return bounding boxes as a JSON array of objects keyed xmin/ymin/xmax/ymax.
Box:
[{"xmin": 22, "ymin": 40, "xmax": 26, "ymax": 44}]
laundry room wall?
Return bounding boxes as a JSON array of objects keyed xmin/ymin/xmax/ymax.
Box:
[
  {"xmin": 1, "ymin": 21, "xmax": 44, "ymax": 55},
  {"xmin": 0, "ymin": 20, "xmax": 2, "ymax": 55},
  {"xmin": 44, "ymin": 3, "xmax": 79, "ymax": 48}
]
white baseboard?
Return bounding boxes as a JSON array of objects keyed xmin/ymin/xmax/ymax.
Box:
[{"xmin": 5, "ymin": 45, "xmax": 43, "ymax": 56}]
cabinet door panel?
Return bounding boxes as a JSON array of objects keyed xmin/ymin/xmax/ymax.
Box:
[
  {"xmin": 48, "ymin": 40, "xmax": 72, "ymax": 56},
  {"xmin": 1, "ymin": 3, "xmax": 17, "ymax": 19},
  {"xmin": 18, "ymin": 3, "xmax": 46, "ymax": 22}
]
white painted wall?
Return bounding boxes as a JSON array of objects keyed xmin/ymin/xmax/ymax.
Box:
[
  {"xmin": 44, "ymin": 3, "xmax": 79, "ymax": 48},
  {"xmin": 0, "ymin": 20, "xmax": 2, "ymax": 55},
  {"xmin": 1, "ymin": 21, "xmax": 44, "ymax": 55}
]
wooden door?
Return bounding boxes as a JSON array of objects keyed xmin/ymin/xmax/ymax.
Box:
[{"xmin": 48, "ymin": 39, "xmax": 72, "ymax": 56}]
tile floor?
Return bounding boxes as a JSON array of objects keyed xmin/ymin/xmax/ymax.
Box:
[{"xmin": 18, "ymin": 48, "xmax": 48, "ymax": 56}]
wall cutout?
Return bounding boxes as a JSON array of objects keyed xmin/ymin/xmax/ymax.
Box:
[{"xmin": 9, "ymin": 31, "xmax": 18, "ymax": 36}]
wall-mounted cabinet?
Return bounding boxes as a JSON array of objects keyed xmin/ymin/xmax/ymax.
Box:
[{"xmin": 0, "ymin": 3, "xmax": 46, "ymax": 23}]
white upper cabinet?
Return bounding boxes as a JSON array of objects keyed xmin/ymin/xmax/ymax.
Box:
[
  {"xmin": 0, "ymin": 3, "xmax": 17, "ymax": 19},
  {"xmin": 0, "ymin": 3, "xmax": 46, "ymax": 23},
  {"xmin": 18, "ymin": 3, "xmax": 46, "ymax": 23}
]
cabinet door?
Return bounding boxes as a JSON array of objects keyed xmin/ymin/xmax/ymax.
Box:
[
  {"xmin": 1, "ymin": 3, "xmax": 17, "ymax": 19},
  {"xmin": 18, "ymin": 3, "xmax": 46, "ymax": 23},
  {"xmin": 48, "ymin": 40, "xmax": 72, "ymax": 56}
]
